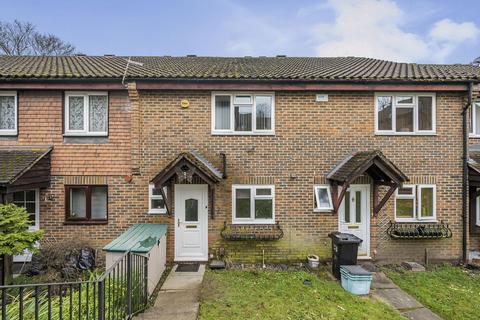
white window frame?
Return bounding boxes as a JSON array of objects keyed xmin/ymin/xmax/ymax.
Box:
[
  {"xmin": 395, "ymin": 184, "xmax": 436, "ymax": 222},
  {"xmin": 0, "ymin": 91, "xmax": 18, "ymax": 136},
  {"xmin": 211, "ymin": 92, "xmax": 275, "ymax": 135},
  {"xmin": 375, "ymin": 92, "xmax": 436, "ymax": 135},
  {"xmin": 470, "ymin": 102, "xmax": 480, "ymax": 137},
  {"xmin": 64, "ymin": 91, "xmax": 108, "ymax": 136},
  {"xmin": 232, "ymin": 185, "xmax": 275, "ymax": 224},
  {"xmin": 12, "ymin": 189, "xmax": 40, "ymax": 231},
  {"xmin": 148, "ymin": 184, "xmax": 167, "ymax": 214},
  {"xmin": 313, "ymin": 185, "xmax": 333, "ymax": 212}
]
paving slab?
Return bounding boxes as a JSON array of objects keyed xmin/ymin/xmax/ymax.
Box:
[
  {"xmin": 402, "ymin": 307, "xmax": 443, "ymax": 320},
  {"xmin": 371, "ymin": 272, "xmax": 398, "ymax": 289},
  {"xmin": 373, "ymin": 288, "xmax": 423, "ymax": 310}
]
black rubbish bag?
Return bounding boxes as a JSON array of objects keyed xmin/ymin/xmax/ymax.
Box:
[{"xmin": 77, "ymin": 247, "xmax": 95, "ymax": 270}]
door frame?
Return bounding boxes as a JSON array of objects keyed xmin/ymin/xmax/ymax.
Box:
[
  {"xmin": 337, "ymin": 184, "xmax": 371, "ymax": 259},
  {"xmin": 174, "ymin": 184, "xmax": 209, "ymax": 262}
]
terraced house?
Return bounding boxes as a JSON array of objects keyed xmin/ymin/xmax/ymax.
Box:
[{"xmin": 1, "ymin": 55, "xmax": 479, "ymax": 265}]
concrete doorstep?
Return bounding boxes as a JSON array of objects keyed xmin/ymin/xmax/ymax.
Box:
[
  {"xmin": 371, "ymin": 272, "xmax": 442, "ymax": 320},
  {"xmin": 136, "ymin": 264, "xmax": 205, "ymax": 320}
]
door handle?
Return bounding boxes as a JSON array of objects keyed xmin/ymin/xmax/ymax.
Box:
[{"xmin": 178, "ymin": 219, "xmax": 181, "ymax": 227}]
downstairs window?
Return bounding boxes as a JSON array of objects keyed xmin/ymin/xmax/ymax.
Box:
[
  {"xmin": 232, "ymin": 185, "xmax": 275, "ymax": 224},
  {"xmin": 395, "ymin": 184, "xmax": 436, "ymax": 222},
  {"xmin": 65, "ymin": 185, "xmax": 108, "ymax": 223}
]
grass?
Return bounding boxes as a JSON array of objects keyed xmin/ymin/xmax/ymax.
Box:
[
  {"xmin": 384, "ymin": 265, "xmax": 480, "ymax": 320},
  {"xmin": 198, "ymin": 268, "xmax": 404, "ymax": 320}
]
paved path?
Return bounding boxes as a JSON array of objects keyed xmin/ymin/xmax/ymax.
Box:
[
  {"xmin": 136, "ymin": 264, "xmax": 205, "ymax": 320},
  {"xmin": 371, "ymin": 272, "xmax": 442, "ymax": 320}
]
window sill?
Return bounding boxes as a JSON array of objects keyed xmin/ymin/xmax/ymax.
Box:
[
  {"xmin": 394, "ymin": 219, "xmax": 437, "ymax": 223},
  {"xmin": 148, "ymin": 210, "xmax": 167, "ymax": 215},
  {"xmin": 313, "ymin": 208, "xmax": 333, "ymax": 213},
  {"xmin": 63, "ymin": 136, "xmax": 109, "ymax": 144},
  {"xmin": 64, "ymin": 220, "xmax": 108, "ymax": 225},
  {"xmin": 469, "ymin": 134, "xmax": 480, "ymax": 138},
  {"xmin": 212, "ymin": 131, "xmax": 275, "ymax": 136},
  {"xmin": 232, "ymin": 220, "xmax": 276, "ymax": 225},
  {"xmin": 375, "ymin": 132, "xmax": 437, "ymax": 136},
  {"xmin": 0, "ymin": 132, "xmax": 17, "ymax": 136}
]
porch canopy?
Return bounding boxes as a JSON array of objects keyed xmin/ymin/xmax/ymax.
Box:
[
  {"xmin": 0, "ymin": 146, "xmax": 52, "ymax": 202},
  {"xmin": 151, "ymin": 150, "xmax": 223, "ymax": 217},
  {"xmin": 327, "ymin": 150, "xmax": 408, "ymax": 215}
]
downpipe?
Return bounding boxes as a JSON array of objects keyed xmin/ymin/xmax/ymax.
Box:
[{"xmin": 462, "ymin": 81, "xmax": 474, "ymax": 263}]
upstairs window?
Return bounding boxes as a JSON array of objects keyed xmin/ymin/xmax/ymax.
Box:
[
  {"xmin": 395, "ymin": 184, "xmax": 436, "ymax": 222},
  {"xmin": 232, "ymin": 185, "xmax": 275, "ymax": 224},
  {"xmin": 212, "ymin": 93, "xmax": 274, "ymax": 134},
  {"xmin": 375, "ymin": 93, "xmax": 435, "ymax": 135},
  {"xmin": 0, "ymin": 91, "xmax": 17, "ymax": 136},
  {"xmin": 65, "ymin": 185, "xmax": 108, "ymax": 223},
  {"xmin": 65, "ymin": 92, "xmax": 108, "ymax": 136},
  {"xmin": 470, "ymin": 102, "xmax": 480, "ymax": 137}
]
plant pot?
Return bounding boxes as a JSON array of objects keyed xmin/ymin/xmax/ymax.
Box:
[{"xmin": 307, "ymin": 254, "xmax": 319, "ymax": 269}]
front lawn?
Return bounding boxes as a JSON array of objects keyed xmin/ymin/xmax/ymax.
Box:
[
  {"xmin": 384, "ymin": 265, "xmax": 480, "ymax": 320},
  {"xmin": 199, "ymin": 269, "xmax": 404, "ymax": 320}
]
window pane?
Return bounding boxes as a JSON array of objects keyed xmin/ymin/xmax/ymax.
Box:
[
  {"xmin": 151, "ymin": 199, "xmax": 165, "ymax": 210},
  {"xmin": 475, "ymin": 104, "xmax": 480, "ymax": 135},
  {"xmin": 185, "ymin": 199, "xmax": 198, "ymax": 222},
  {"xmin": 396, "ymin": 96, "xmax": 413, "ymax": 104},
  {"xmin": 344, "ymin": 191, "xmax": 350, "ymax": 223},
  {"xmin": 397, "ymin": 187, "xmax": 414, "ymax": 195},
  {"xmin": 89, "ymin": 95, "xmax": 108, "ymax": 132},
  {"xmin": 396, "ymin": 108, "xmax": 414, "ymax": 132},
  {"xmin": 70, "ymin": 188, "xmax": 86, "ymax": 218},
  {"xmin": 235, "ymin": 189, "xmax": 251, "ymax": 218},
  {"xmin": 215, "ymin": 95, "xmax": 231, "ymax": 130},
  {"xmin": 91, "ymin": 187, "xmax": 107, "ymax": 219},
  {"xmin": 234, "ymin": 95, "xmax": 252, "ymax": 104},
  {"xmin": 26, "ymin": 190, "xmax": 36, "ymax": 201},
  {"xmin": 234, "ymin": 105, "xmax": 252, "ymax": 131},
  {"xmin": 377, "ymin": 96, "xmax": 392, "ymax": 131},
  {"xmin": 25, "ymin": 202, "xmax": 36, "ymax": 214},
  {"xmin": 418, "ymin": 96, "xmax": 433, "ymax": 131},
  {"xmin": 256, "ymin": 188, "xmax": 271, "ymax": 196},
  {"xmin": 28, "ymin": 213, "xmax": 35, "ymax": 223},
  {"xmin": 420, "ymin": 187, "xmax": 434, "ymax": 218},
  {"xmin": 0, "ymin": 96, "xmax": 15, "ymax": 130},
  {"xmin": 355, "ymin": 191, "xmax": 361, "ymax": 223},
  {"xmin": 396, "ymin": 199, "xmax": 414, "ymax": 218},
  {"xmin": 68, "ymin": 96, "xmax": 85, "ymax": 130},
  {"xmin": 316, "ymin": 188, "xmax": 331, "ymax": 208},
  {"xmin": 13, "ymin": 191, "xmax": 25, "ymax": 202},
  {"xmin": 152, "ymin": 186, "xmax": 163, "ymax": 196},
  {"xmin": 255, "ymin": 199, "xmax": 273, "ymax": 219},
  {"xmin": 255, "ymin": 96, "xmax": 272, "ymax": 130}
]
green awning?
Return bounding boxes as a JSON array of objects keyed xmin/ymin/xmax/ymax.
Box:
[{"xmin": 103, "ymin": 224, "xmax": 168, "ymax": 253}]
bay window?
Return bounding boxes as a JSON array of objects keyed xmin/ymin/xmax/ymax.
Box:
[
  {"xmin": 375, "ymin": 93, "xmax": 435, "ymax": 134},
  {"xmin": 232, "ymin": 185, "xmax": 275, "ymax": 224},
  {"xmin": 65, "ymin": 185, "xmax": 108, "ymax": 223},
  {"xmin": 212, "ymin": 93, "xmax": 274, "ymax": 134},
  {"xmin": 65, "ymin": 92, "xmax": 108, "ymax": 136},
  {"xmin": 395, "ymin": 184, "xmax": 436, "ymax": 222},
  {"xmin": 0, "ymin": 91, "xmax": 17, "ymax": 136}
]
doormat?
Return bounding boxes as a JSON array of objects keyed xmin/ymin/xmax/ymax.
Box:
[{"xmin": 176, "ymin": 264, "xmax": 200, "ymax": 272}]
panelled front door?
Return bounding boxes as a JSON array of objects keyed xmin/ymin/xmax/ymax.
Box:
[
  {"xmin": 338, "ymin": 185, "xmax": 370, "ymax": 257},
  {"xmin": 174, "ymin": 184, "xmax": 208, "ymax": 261}
]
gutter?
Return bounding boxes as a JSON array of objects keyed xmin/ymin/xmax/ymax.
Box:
[{"xmin": 462, "ymin": 81, "xmax": 474, "ymax": 263}]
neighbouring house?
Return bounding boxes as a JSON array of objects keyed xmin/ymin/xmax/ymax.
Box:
[{"xmin": 0, "ymin": 55, "xmax": 479, "ymax": 265}]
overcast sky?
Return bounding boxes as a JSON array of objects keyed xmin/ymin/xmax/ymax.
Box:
[{"xmin": 3, "ymin": 0, "xmax": 480, "ymax": 63}]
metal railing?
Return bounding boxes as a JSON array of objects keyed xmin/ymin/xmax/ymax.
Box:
[{"xmin": 0, "ymin": 251, "xmax": 149, "ymax": 320}]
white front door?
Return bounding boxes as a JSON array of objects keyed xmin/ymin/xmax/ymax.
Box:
[
  {"xmin": 338, "ymin": 185, "xmax": 370, "ymax": 258},
  {"xmin": 175, "ymin": 184, "xmax": 208, "ymax": 261}
]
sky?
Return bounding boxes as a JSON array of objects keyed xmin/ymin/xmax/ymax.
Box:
[{"xmin": 2, "ymin": 0, "xmax": 480, "ymax": 64}]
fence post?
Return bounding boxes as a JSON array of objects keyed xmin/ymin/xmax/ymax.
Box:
[
  {"xmin": 98, "ymin": 280, "xmax": 105, "ymax": 320},
  {"xmin": 127, "ymin": 252, "xmax": 132, "ymax": 317},
  {"xmin": 143, "ymin": 256, "xmax": 148, "ymax": 306}
]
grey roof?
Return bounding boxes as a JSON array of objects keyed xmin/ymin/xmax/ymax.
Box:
[
  {"xmin": 0, "ymin": 146, "xmax": 52, "ymax": 185},
  {"xmin": 0, "ymin": 55, "xmax": 479, "ymax": 82},
  {"xmin": 103, "ymin": 224, "xmax": 168, "ymax": 253}
]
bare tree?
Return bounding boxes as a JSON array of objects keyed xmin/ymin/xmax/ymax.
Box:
[{"xmin": 0, "ymin": 20, "xmax": 77, "ymax": 55}]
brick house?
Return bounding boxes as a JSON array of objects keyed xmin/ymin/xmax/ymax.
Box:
[{"xmin": 0, "ymin": 55, "xmax": 479, "ymax": 265}]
